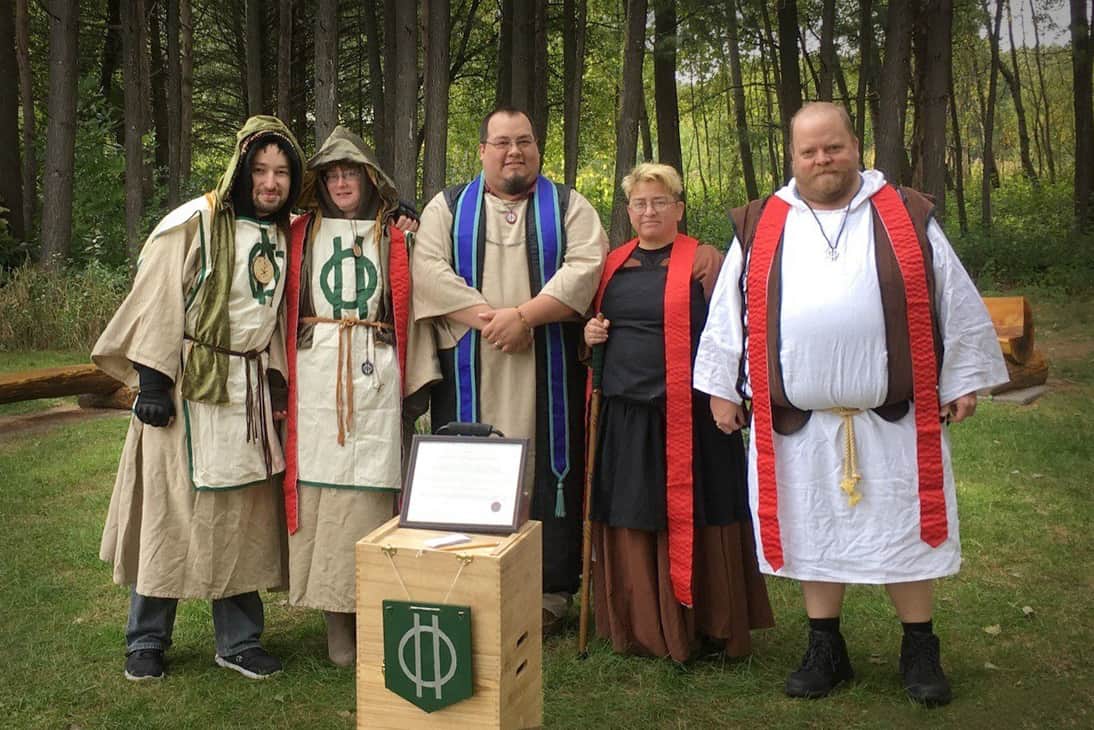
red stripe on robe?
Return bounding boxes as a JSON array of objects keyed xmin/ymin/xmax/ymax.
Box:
[
  {"xmin": 282, "ymin": 214, "xmax": 412, "ymax": 535},
  {"xmin": 748, "ymin": 188, "xmax": 947, "ymax": 570},
  {"xmin": 589, "ymin": 234, "xmax": 698, "ymax": 606}
]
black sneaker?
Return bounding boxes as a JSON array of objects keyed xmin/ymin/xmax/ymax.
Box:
[
  {"xmin": 785, "ymin": 630, "xmax": 854, "ymax": 698},
  {"xmin": 215, "ymin": 647, "xmax": 283, "ymax": 679},
  {"xmin": 900, "ymin": 632, "xmax": 952, "ymax": 706},
  {"xmin": 124, "ymin": 649, "xmax": 165, "ymax": 681}
]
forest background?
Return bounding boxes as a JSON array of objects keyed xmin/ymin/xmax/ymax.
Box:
[{"xmin": 0, "ymin": 0, "xmax": 1092, "ymax": 347}]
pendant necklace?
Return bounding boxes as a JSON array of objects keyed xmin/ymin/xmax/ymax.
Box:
[
  {"xmin": 501, "ymin": 200, "xmax": 519, "ymax": 224},
  {"xmin": 350, "ymin": 219, "xmax": 363, "ymax": 257},
  {"xmin": 803, "ymin": 179, "xmax": 862, "ymax": 261}
]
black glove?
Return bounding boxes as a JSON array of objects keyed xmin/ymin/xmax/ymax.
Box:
[
  {"xmin": 268, "ymin": 369, "xmax": 288, "ymax": 413},
  {"xmin": 387, "ymin": 198, "xmax": 420, "ymax": 225},
  {"xmin": 133, "ymin": 363, "xmax": 175, "ymax": 427}
]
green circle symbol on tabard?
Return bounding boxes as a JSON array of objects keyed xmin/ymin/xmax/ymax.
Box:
[{"xmin": 319, "ymin": 234, "xmax": 378, "ymax": 318}]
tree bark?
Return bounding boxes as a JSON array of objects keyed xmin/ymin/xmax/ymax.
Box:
[
  {"xmin": 999, "ymin": 0, "xmax": 1037, "ymax": 183},
  {"xmin": 639, "ymin": 94, "xmax": 653, "ymax": 162},
  {"xmin": 981, "ymin": 0, "xmax": 1005, "ymax": 230},
  {"xmin": 315, "ymin": 0, "xmax": 339, "ymax": 148},
  {"xmin": 40, "ymin": 0, "xmax": 78, "ymax": 267},
  {"xmin": 362, "ymin": 0, "xmax": 384, "ymax": 154},
  {"xmin": 724, "ymin": 0, "xmax": 758, "ymax": 200},
  {"xmin": 100, "ymin": 0, "xmax": 124, "ymax": 143},
  {"xmin": 277, "ymin": 0, "xmax": 293, "ymax": 124},
  {"xmin": 1072, "ymin": 0, "xmax": 1094, "ymax": 231},
  {"xmin": 148, "ymin": 5, "xmax": 170, "ymax": 179},
  {"xmin": 0, "ymin": 0, "xmax": 25, "ymax": 241},
  {"xmin": 166, "ymin": 0, "xmax": 182, "ymax": 206},
  {"xmin": 495, "ymin": 0, "xmax": 513, "ymax": 107},
  {"xmin": 16, "ymin": 0, "xmax": 35, "ymax": 238},
  {"xmin": 531, "ymin": 0, "xmax": 549, "ymax": 146},
  {"xmin": 180, "ymin": 0, "xmax": 193, "ymax": 186},
  {"xmin": 122, "ymin": 0, "xmax": 146, "ymax": 266},
  {"xmin": 776, "ymin": 0, "xmax": 801, "ymax": 179},
  {"xmin": 246, "ymin": 0, "xmax": 264, "ymax": 114},
  {"xmin": 1030, "ymin": 0, "xmax": 1055, "ymax": 183},
  {"xmin": 383, "ymin": 0, "xmax": 398, "ymax": 166},
  {"xmin": 510, "ymin": 0, "xmax": 533, "ymax": 112},
  {"xmin": 422, "ymin": 0, "xmax": 450, "ymax": 201},
  {"xmin": 610, "ymin": 0, "xmax": 647, "ymax": 248},
  {"xmin": 652, "ymin": 0, "xmax": 683, "ymax": 174},
  {"xmin": 948, "ymin": 62, "xmax": 968, "ymax": 234},
  {"xmin": 910, "ymin": 0, "xmax": 951, "ymax": 220},
  {"xmin": 392, "ymin": 0, "xmax": 418, "ymax": 201},
  {"xmin": 876, "ymin": 0, "xmax": 913, "ymax": 184},
  {"xmin": 562, "ymin": 0, "xmax": 587, "ymax": 187},
  {"xmin": 758, "ymin": 13, "xmax": 782, "ymax": 190},
  {"xmin": 818, "ymin": 0, "xmax": 836, "ymax": 100}
]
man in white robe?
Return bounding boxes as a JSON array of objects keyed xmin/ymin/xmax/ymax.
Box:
[
  {"xmin": 93, "ymin": 116, "xmax": 304, "ymax": 681},
  {"xmin": 694, "ymin": 102, "xmax": 1007, "ymax": 705}
]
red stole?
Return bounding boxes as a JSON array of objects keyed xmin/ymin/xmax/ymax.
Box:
[
  {"xmin": 590, "ymin": 233, "xmax": 699, "ymax": 606},
  {"xmin": 282, "ymin": 213, "xmax": 411, "ymax": 534},
  {"xmin": 746, "ymin": 186, "xmax": 944, "ymax": 572}
]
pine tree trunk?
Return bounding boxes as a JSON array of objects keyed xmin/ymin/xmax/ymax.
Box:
[
  {"xmin": 1030, "ymin": 0, "xmax": 1055, "ymax": 183},
  {"xmin": 180, "ymin": 0, "xmax": 193, "ymax": 186},
  {"xmin": 0, "ymin": 0, "xmax": 24, "ymax": 241},
  {"xmin": 610, "ymin": 0, "xmax": 647, "ymax": 248},
  {"xmin": 818, "ymin": 0, "xmax": 836, "ymax": 100},
  {"xmin": 166, "ymin": 0, "xmax": 182, "ymax": 206},
  {"xmin": 562, "ymin": 0, "xmax": 587, "ymax": 187},
  {"xmin": 383, "ymin": 0, "xmax": 397, "ymax": 167},
  {"xmin": 148, "ymin": 5, "xmax": 170, "ymax": 182},
  {"xmin": 948, "ymin": 62, "xmax": 968, "ymax": 234},
  {"xmin": 652, "ymin": 0, "xmax": 683, "ymax": 175},
  {"xmin": 981, "ymin": 0, "xmax": 1005, "ymax": 230},
  {"xmin": 246, "ymin": 0, "xmax": 264, "ymax": 115},
  {"xmin": 910, "ymin": 0, "xmax": 951, "ymax": 221},
  {"xmin": 510, "ymin": 0, "xmax": 533, "ymax": 112},
  {"xmin": 495, "ymin": 0, "xmax": 513, "ymax": 108},
  {"xmin": 422, "ymin": 0, "xmax": 450, "ymax": 202},
  {"xmin": 122, "ymin": 0, "xmax": 147, "ymax": 266},
  {"xmin": 725, "ymin": 0, "xmax": 758, "ymax": 200},
  {"xmin": 100, "ymin": 0, "xmax": 124, "ymax": 144},
  {"xmin": 362, "ymin": 0, "xmax": 384, "ymax": 154},
  {"xmin": 277, "ymin": 0, "xmax": 292, "ymax": 124},
  {"xmin": 531, "ymin": 0, "xmax": 548, "ymax": 147},
  {"xmin": 876, "ymin": 0, "xmax": 913, "ymax": 184},
  {"xmin": 1071, "ymin": 0, "xmax": 1094, "ymax": 231},
  {"xmin": 392, "ymin": 0, "xmax": 418, "ymax": 201},
  {"xmin": 15, "ymin": 0, "xmax": 35, "ymax": 239},
  {"xmin": 1000, "ymin": 0, "xmax": 1037, "ymax": 183},
  {"xmin": 41, "ymin": 0, "xmax": 77, "ymax": 267},
  {"xmin": 776, "ymin": 0, "xmax": 801, "ymax": 179},
  {"xmin": 315, "ymin": 0, "xmax": 339, "ymax": 148}
]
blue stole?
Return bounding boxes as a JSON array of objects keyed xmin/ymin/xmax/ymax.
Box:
[{"xmin": 451, "ymin": 174, "xmax": 571, "ymax": 517}]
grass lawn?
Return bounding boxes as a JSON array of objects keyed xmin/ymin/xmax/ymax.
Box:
[{"xmin": 0, "ymin": 292, "xmax": 1090, "ymax": 729}]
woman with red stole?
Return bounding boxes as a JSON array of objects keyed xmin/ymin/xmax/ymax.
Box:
[{"xmin": 584, "ymin": 163, "xmax": 773, "ymax": 661}]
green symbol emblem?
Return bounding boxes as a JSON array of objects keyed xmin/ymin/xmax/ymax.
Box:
[
  {"xmin": 319, "ymin": 234, "xmax": 378, "ymax": 318},
  {"xmin": 383, "ymin": 600, "xmax": 473, "ymax": 713},
  {"xmin": 247, "ymin": 227, "xmax": 282, "ymax": 305}
]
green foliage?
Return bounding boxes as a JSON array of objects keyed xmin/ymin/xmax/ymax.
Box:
[
  {"xmin": 946, "ymin": 179, "xmax": 1094, "ymax": 292},
  {"xmin": 0, "ymin": 261, "xmax": 129, "ymax": 352}
]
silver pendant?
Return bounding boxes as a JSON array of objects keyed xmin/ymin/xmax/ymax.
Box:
[
  {"xmin": 504, "ymin": 209, "xmax": 518, "ymax": 224},
  {"xmin": 361, "ymin": 360, "xmax": 374, "ymax": 376},
  {"xmin": 827, "ymin": 247, "xmax": 840, "ymax": 261}
]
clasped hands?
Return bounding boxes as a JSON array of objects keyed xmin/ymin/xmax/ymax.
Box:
[{"xmin": 480, "ymin": 307, "xmax": 533, "ymax": 353}]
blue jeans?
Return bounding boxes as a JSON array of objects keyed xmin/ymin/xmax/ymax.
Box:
[{"xmin": 125, "ymin": 587, "xmax": 266, "ymax": 657}]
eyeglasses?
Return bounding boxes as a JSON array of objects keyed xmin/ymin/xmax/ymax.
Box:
[
  {"xmin": 483, "ymin": 136, "xmax": 537, "ymax": 151},
  {"xmin": 324, "ymin": 168, "xmax": 362, "ymax": 182},
  {"xmin": 627, "ymin": 197, "xmax": 677, "ymax": 213}
]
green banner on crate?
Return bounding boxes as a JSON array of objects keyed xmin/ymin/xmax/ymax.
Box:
[{"xmin": 382, "ymin": 600, "xmax": 473, "ymax": 712}]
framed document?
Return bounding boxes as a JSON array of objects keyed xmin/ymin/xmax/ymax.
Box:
[{"xmin": 400, "ymin": 435, "xmax": 529, "ymax": 534}]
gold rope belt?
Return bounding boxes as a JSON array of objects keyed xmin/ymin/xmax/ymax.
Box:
[
  {"xmin": 300, "ymin": 316, "xmax": 392, "ymax": 446},
  {"xmin": 184, "ymin": 336, "xmax": 274, "ymax": 484},
  {"xmin": 827, "ymin": 407, "xmax": 863, "ymax": 507}
]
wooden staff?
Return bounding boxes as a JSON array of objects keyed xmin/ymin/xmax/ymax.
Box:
[{"xmin": 578, "ymin": 315, "xmax": 606, "ymax": 658}]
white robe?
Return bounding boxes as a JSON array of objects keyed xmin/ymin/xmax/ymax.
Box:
[{"xmin": 694, "ymin": 170, "xmax": 1009, "ymax": 583}]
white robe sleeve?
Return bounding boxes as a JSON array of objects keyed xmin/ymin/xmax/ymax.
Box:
[
  {"xmin": 928, "ymin": 220, "xmax": 1010, "ymax": 404},
  {"xmin": 693, "ymin": 237, "xmax": 747, "ymax": 403}
]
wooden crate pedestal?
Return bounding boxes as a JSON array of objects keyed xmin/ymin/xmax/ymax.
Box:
[{"xmin": 356, "ymin": 518, "xmax": 542, "ymax": 729}]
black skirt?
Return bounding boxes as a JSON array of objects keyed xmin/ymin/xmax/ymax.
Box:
[{"xmin": 590, "ymin": 391, "xmax": 749, "ymax": 531}]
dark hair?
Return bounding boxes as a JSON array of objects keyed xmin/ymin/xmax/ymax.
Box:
[{"xmin": 478, "ymin": 106, "xmax": 534, "ymax": 143}]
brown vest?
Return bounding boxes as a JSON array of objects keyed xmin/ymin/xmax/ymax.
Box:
[{"xmin": 730, "ymin": 185, "xmax": 944, "ymax": 435}]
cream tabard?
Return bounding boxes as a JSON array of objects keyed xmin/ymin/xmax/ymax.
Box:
[
  {"xmin": 289, "ymin": 217, "xmax": 400, "ymax": 612},
  {"xmin": 93, "ymin": 197, "xmax": 288, "ymax": 600},
  {"xmin": 694, "ymin": 171, "xmax": 1009, "ymax": 583},
  {"xmin": 411, "ymin": 188, "xmax": 607, "ymax": 490}
]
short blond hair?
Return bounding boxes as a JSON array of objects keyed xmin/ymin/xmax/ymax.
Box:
[{"xmin": 621, "ymin": 162, "xmax": 683, "ymax": 200}]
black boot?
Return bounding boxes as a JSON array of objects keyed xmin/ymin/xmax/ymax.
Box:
[
  {"xmin": 785, "ymin": 630, "xmax": 854, "ymax": 698},
  {"xmin": 900, "ymin": 631, "xmax": 952, "ymax": 706}
]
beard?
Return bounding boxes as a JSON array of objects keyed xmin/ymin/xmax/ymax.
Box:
[
  {"xmin": 800, "ymin": 170, "xmax": 857, "ymax": 205},
  {"xmin": 498, "ymin": 168, "xmax": 537, "ymax": 195}
]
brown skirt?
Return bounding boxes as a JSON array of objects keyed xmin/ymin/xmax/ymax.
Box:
[{"xmin": 592, "ymin": 521, "xmax": 774, "ymax": 662}]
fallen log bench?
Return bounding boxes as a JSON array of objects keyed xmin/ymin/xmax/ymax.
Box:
[
  {"xmin": 0, "ymin": 364, "xmax": 134, "ymax": 409},
  {"xmin": 981, "ymin": 296, "xmax": 1049, "ymax": 395}
]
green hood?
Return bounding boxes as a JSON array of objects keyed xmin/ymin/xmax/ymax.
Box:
[
  {"xmin": 298, "ymin": 125, "xmax": 400, "ymax": 220},
  {"xmin": 181, "ymin": 115, "xmax": 304, "ymax": 406}
]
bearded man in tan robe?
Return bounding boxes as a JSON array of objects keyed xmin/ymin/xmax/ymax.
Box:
[
  {"xmin": 93, "ymin": 116, "xmax": 304, "ymax": 681},
  {"xmin": 412, "ymin": 107, "xmax": 607, "ymax": 632}
]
